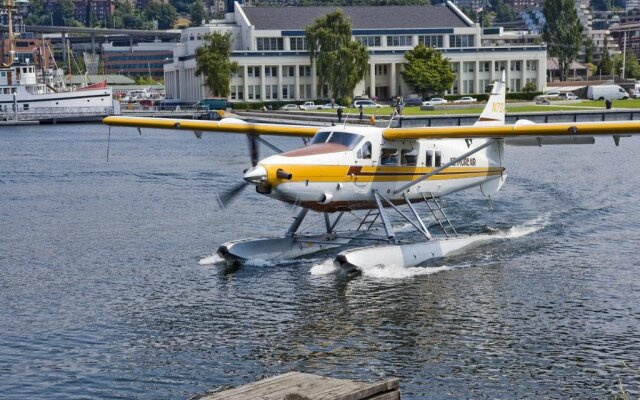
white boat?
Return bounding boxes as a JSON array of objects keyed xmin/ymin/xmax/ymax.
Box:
[{"xmin": 0, "ymin": 62, "xmax": 113, "ymax": 116}]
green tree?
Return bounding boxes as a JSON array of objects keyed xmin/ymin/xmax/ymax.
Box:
[
  {"xmin": 305, "ymin": 9, "xmax": 369, "ymax": 102},
  {"xmin": 169, "ymin": 0, "xmax": 190, "ymax": 13},
  {"xmin": 612, "ymin": 51, "xmax": 640, "ymax": 80},
  {"xmin": 599, "ymin": 41, "xmax": 612, "ymax": 75},
  {"xmin": 25, "ymin": 0, "xmax": 50, "ymax": 25},
  {"xmin": 145, "ymin": 2, "xmax": 177, "ymax": 29},
  {"xmin": 111, "ymin": 1, "xmax": 145, "ymax": 29},
  {"xmin": 522, "ymin": 81, "xmax": 537, "ymax": 93},
  {"xmin": 401, "ymin": 44, "xmax": 455, "ymax": 98},
  {"xmin": 195, "ymin": 32, "xmax": 238, "ymax": 98},
  {"xmin": 53, "ymin": 0, "xmax": 77, "ymax": 26},
  {"xmin": 493, "ymin": 0, "xmax": 516, "ymax": 23},
  {"xmin": 583, "ymin": 37, "xmax": 594, "ymax": 64},
  {"xmin": 542, "ymin": 0, "xmax": 583, "ymax": 81},
  {"xmin": 190, "ymin": 0, "xmax": 206, "ymax": 27}
]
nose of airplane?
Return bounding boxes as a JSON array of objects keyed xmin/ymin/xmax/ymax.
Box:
[{"xmin": 243, "ymin": 165, "xmax": 267, "ymax": 184}]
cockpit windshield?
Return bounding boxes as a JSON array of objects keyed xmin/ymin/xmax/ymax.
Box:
[
  {"xmin": 309, "ymin": 131, "xmax": 364, "ymax": 150},
  {"xmin": 310, "ymin": 131, "xmax": 330, "ymax": 144}
]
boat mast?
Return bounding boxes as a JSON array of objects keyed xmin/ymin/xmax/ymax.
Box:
[{"xmin": 2, "ymin": 0, "xmax": 15, "ymax": 66}]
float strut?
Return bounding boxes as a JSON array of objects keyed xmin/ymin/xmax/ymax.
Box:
[
  {"xmin": 373, "ymin": 190, "xmax": 396, "ymax": 243},
  {"xmin": 286, "ymin": 208, "xmax": 308, "ymax": 237}
]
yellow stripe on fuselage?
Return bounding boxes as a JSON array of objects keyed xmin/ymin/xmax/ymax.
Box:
[{"xmin": 263, "ymin": 164, "xmax": 503, "ymax": 185}]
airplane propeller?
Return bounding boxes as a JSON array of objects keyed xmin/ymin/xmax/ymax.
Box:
[{"xmin": 216, "ymin": 135, "xmax": 259, "ymax": 209}]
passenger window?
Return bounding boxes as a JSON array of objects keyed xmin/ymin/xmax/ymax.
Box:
[
  {"xmin": 401, "ymin": 149, "xmax": 417, "ymax": 166},
  {"xmin": 381, "ymin": 148, "xmax": 398, "ymax": 165},
  {"xmin": 435, "ymin": 151, "xmax": 442, "ymax": 167},
  {"xmin": 425, "ymin": 150, "xmax": 433, "ymax": 167}
]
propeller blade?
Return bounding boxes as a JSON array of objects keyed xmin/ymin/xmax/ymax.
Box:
[
  {"xmin": 247, "ymin": 135, "xmax": 259, "ymax": 167},
  {"xmin": 216, "ymin": 181, "xmax": 248, "ymax": 209}
]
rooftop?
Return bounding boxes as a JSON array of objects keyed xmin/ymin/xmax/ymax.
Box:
[{"xmin": 241, "ymin": 4, "xmax": 473, "ymax": 31}]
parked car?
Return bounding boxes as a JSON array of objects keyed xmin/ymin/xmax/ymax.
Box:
[
  {"xmin": 280, "ymin": 104, "xmax": 300, "ymax": 111},
  {"xmin": 401, "ymin": 97, "xmax": 423, "ymax": 107},
  {"xmin": 557, "ymin": 92, "xmax": 578, "ymax": 100},
  {"xmin": 421, "ymin": 97, "xmax": 448, "ymax": 106},
  {"xmin": 321, "ymin": 103, "xmax": 345, "ymax": 109},
  {"xmin": 353, "ymin": 99, "xmax": 383, "ymax": 108},
  {"xmin": 453, "ymin": 96, "xmax": 477, "ymax": 104},
  {"xmin": 537, "ymin": 90, "xmax": 561, "ymax": 100},
  {"xmin": 299, "ymin": 101, "xmax": 324, "ymax": 110}
]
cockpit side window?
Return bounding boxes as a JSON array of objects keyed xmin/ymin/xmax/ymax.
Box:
[{"xmin": 357, "ymin": 141, "xmax": 372, "ymax": 159}]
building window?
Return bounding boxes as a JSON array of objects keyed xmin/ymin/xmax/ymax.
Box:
[
  {"xmin": 463, "ymin": 79, "xmax": 474, "ymax": 94},
  {"xmin": 463, "ymin": 62, "xmax": 474, "ymax": 73},
  {"xmin": 450, "ymin": 62, "xmax": 459, "ymax": 73},
  {"xmin": 386, "ymin": 35, "xmax": 413, "ymax": 47},
  {"xmin": 265, "ymin": 66, "xmax": 278, "ymax": 77},
  {"xmin": 355, "ymin": 36, "xmax": 381, "ymax": 47},
  {"xmin": 479, "ymin": 79, "xmax": 490, "ymax": 93},
  {"xmin": 418, "ymin": 34, "xmax": 443, "ymax": 48},
  {"xmin": 299, "ymin": 84, "xmax": 312, "ymax": 99},
  {"xmin": 480, "ymin": 61, "xmax": 490, "ymax": 72},
  {"xmin": 247, "ymin": 66, "xmax": 260, "ymax": 77},
  {"xmin": 449, "ymin": 34, "xmax": 474, "ymax": 48},
  {"xmin": 265, "ymin": 84, "xmax": 278, "ymax": 100},
  {"xmin": 256, "ymin": 37, "xmax": 284, "ymax": 51},
  {"xmin": 282, "ymin": 66, "xmax": 295, "ymax": 77},
  {"xmin": 510, "ymin": 61, "xmax": 521, "ymax": 71},
  {"xmin": 526, "ymin": 60, "xmax": 537, "ymax": 71},
  {"xmin": 298, "ymin": 65, "xmax": 311, "ymax": 77},
  {"xmin": 375, "ymin": 65, "xmax": 388, "ymax": 75},
  {"xmin": 231, "ymin": 85, "xmax": 243, "ymax": 100},
  {"xmin": 510, "ymin": 78, "xmax": 521, "ymax": 92},
  {"xmin": 282, "ymin": 84, "xmax": 296, "ymax": 99},
  {"xmin": 290, "ymin": 37, "xmax": 307, "ymax": 51},
  {"xmin": 494, "ymin": 61, "xmax": 506, "ymax": 72},
  {"xmin": 451, "ymin": 81, "xmax": 458, "ymax": 94},
  {"xmin": 248, "ymin": 85, "xmax": 261, "ymax": 100}
]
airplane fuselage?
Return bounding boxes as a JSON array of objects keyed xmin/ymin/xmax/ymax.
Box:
[{"xmin": 244, "ymin": 125, "xmax": 506, "ymax": 212}]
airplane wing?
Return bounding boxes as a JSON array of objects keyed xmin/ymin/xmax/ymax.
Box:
[
  {"xmin": 383, "ymin": 120, "xmax": 640, "ymax": 141},
  {"xmin": 102, "ymin": 116, "xmax": 320, "ymax": 138}
]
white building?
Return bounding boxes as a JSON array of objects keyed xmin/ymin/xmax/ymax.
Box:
[{"xmin": 164, "ymin": 1, "xmax": 547, "ymax": 103}]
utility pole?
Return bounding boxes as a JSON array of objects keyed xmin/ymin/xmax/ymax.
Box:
[{"xmin": 622, "ymin": 32, "xmax": 627, "ymax": 80}]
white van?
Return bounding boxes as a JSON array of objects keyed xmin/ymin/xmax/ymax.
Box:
[{"xmin": 586, "ymin": 85, "xmax": 629, "ymax": 101}]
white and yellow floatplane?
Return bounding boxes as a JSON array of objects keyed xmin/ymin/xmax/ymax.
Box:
[{"xmin": 103, "ymin": 73, "xmax": 640, "ymax": 272}]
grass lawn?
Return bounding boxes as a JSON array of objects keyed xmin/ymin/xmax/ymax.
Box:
[{"xmin": 315, "ymin": 98, "xmax": 640, "ymax": 117}]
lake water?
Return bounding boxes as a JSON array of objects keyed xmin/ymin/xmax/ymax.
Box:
[{"xmin": 1, "ymin": 123, "xmax": 639, "ymax": 399}]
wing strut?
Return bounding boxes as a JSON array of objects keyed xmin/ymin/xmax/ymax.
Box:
[{"xmin": 394, "ymin": 140, "xmax": 497, "ymax": 194}]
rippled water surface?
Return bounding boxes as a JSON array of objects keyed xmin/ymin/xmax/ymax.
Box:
[{"xmin": 1, "ymin": 124, "xmax": 639, "ymax": 399}]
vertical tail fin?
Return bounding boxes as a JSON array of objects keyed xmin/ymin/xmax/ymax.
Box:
[{"xmin": 475, "ymin": 71, "xmax": 506, "ymax": 126}]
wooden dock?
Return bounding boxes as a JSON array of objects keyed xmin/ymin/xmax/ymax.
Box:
[{"xmin": 199, "ymin": 372, "xmax": 400, "ymax": 400}]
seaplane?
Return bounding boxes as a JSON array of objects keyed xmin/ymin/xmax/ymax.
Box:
[{"xmin": 103, "ymin": 73, "xmax": 640, "ymax": 272}]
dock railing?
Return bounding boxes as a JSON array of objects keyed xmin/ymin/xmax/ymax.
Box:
[{"xmin": 0, "ymin": 106, "xmax": 115, "ymax": 122}]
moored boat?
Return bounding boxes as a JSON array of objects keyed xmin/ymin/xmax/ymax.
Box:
[{"xmin": 0, "ymin": 62, "xmax": 113, "ymax": 115}]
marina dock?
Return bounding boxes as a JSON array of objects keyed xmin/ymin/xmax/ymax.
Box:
[{"xmin": 197, "ymin": 372, "xmax": 400, "ymax": 400}]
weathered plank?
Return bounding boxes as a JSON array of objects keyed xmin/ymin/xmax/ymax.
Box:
[{"xmin": 201, "ymin": 372, "xmax": 401, "ymax": 400}]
